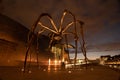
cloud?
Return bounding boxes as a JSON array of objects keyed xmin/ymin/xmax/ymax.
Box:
[{"xmin": 0, "ymin": 0, "xmax": 120, "ymax": 45}]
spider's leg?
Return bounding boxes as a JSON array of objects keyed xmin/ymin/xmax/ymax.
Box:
[
  {"xmin": 64, "ymin": 34, "xmax": 71, "ymax": 63},
  {"xmin": 24, "ymin": 32, "xmax": 35, "ymax": 72},
  {"xmin": 80, "ymin": 23, "xmax": 88, "ymax": 67},
  {"xmin": 59, "ymin": 9, "xmax": 75, "ymax": 33},
  {"xmin": 38, "ymin": 13, "xmax": 58, "ymax": 33},
  {"xmin": 48, "ymin": 33, "xmax": 55, "ymax": 49},
  {"xmin": 36, "ymin": 29, "xmax": 45, "ymax": 68}
]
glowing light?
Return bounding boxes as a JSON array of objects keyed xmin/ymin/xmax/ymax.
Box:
[
  {"xmin": 21, "ymin": 68, "xmax": 24, "ymax": 72},
  {"xmin": 48, "ymin": 58, "xmax": 51, "ymax": 65},
  {"xmin": 54, "ymin": 59, "xmax": 58, "ymax": 71},
  {"xmin": 65, "ymin": 61, "xmax": 68, "ymax": 64},
  {"xmin": 54, "ymin": 60, "xmax": 57, "ymax": 65},
  {"xmin": 109, "ymin": 65, "xmax": 112, "ymax": 67},
  {"xmin": 43, "ymin": 69, "xmax": 46, "ymax": 71},
  {"xmin": 68, "ymin": 70, "xmax": 72, "ymax": 73},
  {"xmin": 59, "ymin": 60, "xmax": 61, "ymax": 65},
  {"xmin": 78, "ymin": 59, "xmax": 82, "ymax": 63},
  {"xmin": 48, "ymin": 65, "xmax": 51, "ymax": 72},
  {"xmin": 114, "ymin": 65, "xmax": 117, "ymax": 68},
  {"xmin": 28, "ymin": 70, "xmax": 32, "ymax": 73},
  {"xmin": 62, "ymin": 58, "xmax": 64, "ymax": 62},
  {"xmin": 54, "ymin": 66, "xmax": 57, "ymax": 71},
  {"xmin": 65, "ymin": 64, "xmax": 74, "ymax": 69}
]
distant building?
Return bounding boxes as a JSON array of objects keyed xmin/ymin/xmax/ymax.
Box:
[
  {"xmin": 100, "ymin": 54, "xmax": 120, "ymax": 66},
  {"xmin": 100, "ymin": 55, "xmax": 111, "ymax": 65},
  {"xmin": 106, "ymin": 55, "xmax": 120, "ymax": 65},
  {"xmin": 51, "ymin": 44, "xmax": 69, "ymax": 63}
]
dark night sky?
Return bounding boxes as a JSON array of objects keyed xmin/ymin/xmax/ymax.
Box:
[{"xmin": 0, "ymin": 0, "xmax": 120, "ymax": 58}]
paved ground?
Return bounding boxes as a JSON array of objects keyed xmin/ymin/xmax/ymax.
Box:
[{"xmin": 0, "ymin": 64, "xmax": 120, "ymax": 80}]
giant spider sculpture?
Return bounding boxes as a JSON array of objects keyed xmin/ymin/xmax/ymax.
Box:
[{"xmin": 23, "ymin": 9, "xmax": 87, "ymax": 72}]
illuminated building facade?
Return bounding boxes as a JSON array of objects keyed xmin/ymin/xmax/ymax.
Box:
[{"xmin": 51, "ymin": 44, "xmax": 69, "ymax": 63}]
